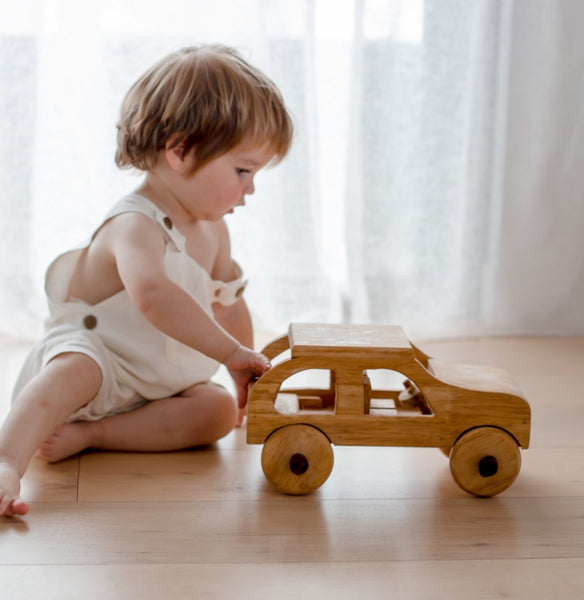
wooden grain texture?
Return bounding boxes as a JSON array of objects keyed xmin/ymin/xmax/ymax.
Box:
[
  {"xmin": 247, "ymin": 324, "xmax": 531, "ymax": 494},
  {"xmin": 2, "ymin": 496, "xmax": 584, "ymax": 565},
  {"xmin": 1, "ymin": 560, "xmax": 583, "ymax": 600},
  {"xmin": 0, "ymin": 335, "xmax": 583, "ymax": 599},
  {"xmin": 289, "ymin": 322, "xmax": 412, "ymax": 356},
  {"xmin": 261, "ymin": 423, "xmax": 334, "ymax": 494}
]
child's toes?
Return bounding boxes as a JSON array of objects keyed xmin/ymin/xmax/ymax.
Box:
[{"xmin": 10, "ymin": 498, "xmax": 29, "ymax": 516}]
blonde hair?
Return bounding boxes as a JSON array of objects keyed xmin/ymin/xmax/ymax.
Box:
[{"xmin": 115, "ymin": 45, "xmax": 293, "ymax": 174}]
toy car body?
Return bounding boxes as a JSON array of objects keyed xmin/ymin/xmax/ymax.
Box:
[{"xmin": 246, "ymin": 323, "xmax": 531, "ymax": 497}]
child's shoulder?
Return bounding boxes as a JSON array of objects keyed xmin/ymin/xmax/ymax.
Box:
[{"xmin": 102, "ymin": 194, "xmax": 184, "ymax": 249}]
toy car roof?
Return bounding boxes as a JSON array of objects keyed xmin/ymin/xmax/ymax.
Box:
[{"xmin": 288, "ymin": 323, "xmax": 413, "ymax": 360}]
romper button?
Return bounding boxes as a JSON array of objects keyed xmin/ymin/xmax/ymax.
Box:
[
  {"xmin": 163, "ymin": 217, "xmax": 173, "ymax": 229},
  {"xmin": 83, "ymin": 315, "xmax": 97, "ymax": 330}
]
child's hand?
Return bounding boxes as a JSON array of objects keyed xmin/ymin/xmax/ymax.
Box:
[{"xmin": 224, "ymin": 346, "xmax": 271, "ymax": 409}]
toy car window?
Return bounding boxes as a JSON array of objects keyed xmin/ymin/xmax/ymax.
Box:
[
  {"xmin": 364, "ymin": 369, "xmax": 433, "ymax": 416},
  {"xmin": 274, "ymin": 369, "xmax": 336, "ymax": 414}
]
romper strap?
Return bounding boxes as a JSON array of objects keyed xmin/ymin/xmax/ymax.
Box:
[
  {"xmin": 103, "ymin": 194, "xmax": 187, "ymax": 252},
  {"xmin": 208, "ymin": 261, "xmax": 248, "ymax": 306},
  {"xmin": 45, "ymin": 194, "xmax": 183, "ymax": 303}
]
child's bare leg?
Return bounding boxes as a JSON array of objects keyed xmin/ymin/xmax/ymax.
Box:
[
  {"xmin": 38, "ymin": 382, "xmax": 237, "ymax": 462},
  {"xmin": 0, "ymin": 352, "xmax": 102, "ymax": 517}
]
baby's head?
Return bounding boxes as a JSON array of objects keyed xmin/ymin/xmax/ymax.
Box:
[{"xmin": 115, "ymin": 45, "xmax": 293, "ymax": 175}]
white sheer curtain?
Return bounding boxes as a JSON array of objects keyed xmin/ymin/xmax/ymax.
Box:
[
  {"xmin": 1, "ymin": 0, "xmax": 583, "ymax": 343},
  {"xmin": 486, "ymin": 0, "xmax": 584, "ymax": 335}
]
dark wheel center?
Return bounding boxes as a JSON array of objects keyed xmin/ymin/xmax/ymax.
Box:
[
  {"xmin": 290, "ymin": 453, "xmax": 309, "ymax": 475},
  {"xmin": 478, "ymin": 455, "xmax": 499, "ymax": 478}
]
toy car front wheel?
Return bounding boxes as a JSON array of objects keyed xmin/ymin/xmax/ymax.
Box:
[
  {"xmin": 449, "ymin": 427, "xmax": 521, "ymax": 497},
  {"xmin": 261, "ymin": 424, "xmax": 334, "ymax": 495}
]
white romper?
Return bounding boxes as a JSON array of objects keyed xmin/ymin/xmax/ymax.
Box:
[{"xmin": 12, "ymin": 194, "xmax": 247, "ymax": 421}]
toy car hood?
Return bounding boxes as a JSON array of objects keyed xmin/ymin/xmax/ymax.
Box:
[{"xmin": 427, "ymin": 358, "xmax": 526, "ymax": 398}]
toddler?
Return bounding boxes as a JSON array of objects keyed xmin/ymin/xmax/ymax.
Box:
[{"xmin": 0, "ymin": 45, "xmax": 293, "ymax": 517}]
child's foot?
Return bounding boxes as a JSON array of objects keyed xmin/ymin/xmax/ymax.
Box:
[
  {"xmin": 0, "ymin": 461, "xmax": 29, "ymax": 517},
  {"xmin": 37, "ymin": 422, "xmax": 96, "ymax": 463}
]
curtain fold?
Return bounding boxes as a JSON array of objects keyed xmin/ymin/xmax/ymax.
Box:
[
  {"xmin": 344, "ymin": 0, "xmax": 511, "ymax": 337},
  {"xmin": 485, "ymin": 0, "xmax": 584, "ymax": 335},
  {"xmin": 1, "ymin": 0, "xmax": 583, "ymax": 342}
]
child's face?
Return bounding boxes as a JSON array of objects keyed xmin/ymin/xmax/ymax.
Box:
[{"xmin": 176, "ymin": 143, "xmax": 273, "ymax": 222}]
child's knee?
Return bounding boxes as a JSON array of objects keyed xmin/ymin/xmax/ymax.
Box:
[
  {"xmin": 212, "ymin": 387, "xmax": 238, "ymax": 435},
  {"xmin": 47, "ymin": 352, "xmax": 103, "ymax": 393},
  {"xmin": 180, "ymin": 383, "xmax": 238, "ymax": 445}
]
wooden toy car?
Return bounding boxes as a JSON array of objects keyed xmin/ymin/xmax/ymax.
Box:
[{"xmin": 246, "ymin": 323, "xmax": 531, "ymax": 497}]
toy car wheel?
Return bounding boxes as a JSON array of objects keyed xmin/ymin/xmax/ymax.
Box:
[
  {"xmin": 449, "ymin": 427, "xmax": 521, "ymax": 497},
  {"xmin": 261, "ymin": 424, "xmax": 334, "ymax": 495}
]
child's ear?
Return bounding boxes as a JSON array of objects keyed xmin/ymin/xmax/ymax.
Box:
[{"xmin": 164, "ymin": 139, "xmax": 190, "ymax": 173}]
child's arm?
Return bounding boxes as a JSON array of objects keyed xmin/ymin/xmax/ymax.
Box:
[
  {"xmin": 210, "ymin": 220, "xmax": 270, "ymax": 407},
  {"xmin": 214, "ymin": 297, "xmax": 258, "ymax": 409},
  {"xmin": 110, "ymin": 213, "xmax": 265, "ymax": 373}
]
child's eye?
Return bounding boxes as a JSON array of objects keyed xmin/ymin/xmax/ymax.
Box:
[{"xmin": 236, "ymin": 168, "xmax": 251, "ymax": 175}]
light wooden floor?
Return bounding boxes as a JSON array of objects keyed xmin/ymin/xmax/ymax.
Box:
[{"xmin": 1, "ymin": 334, "xmax": 583, "ymax": 599}]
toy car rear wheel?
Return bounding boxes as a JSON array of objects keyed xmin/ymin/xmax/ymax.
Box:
[
  {"xmin": 261, "ymin": 424, "xmax": 334, "ymax": 495},
  {"xmin": 449, "ymin": 427, "xmax": 521, "ymax": 497}
]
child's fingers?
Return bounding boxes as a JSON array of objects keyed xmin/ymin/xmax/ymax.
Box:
[{"xmin": 252, "ymin": 352, "xmax": 270, "ymax": 371}]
